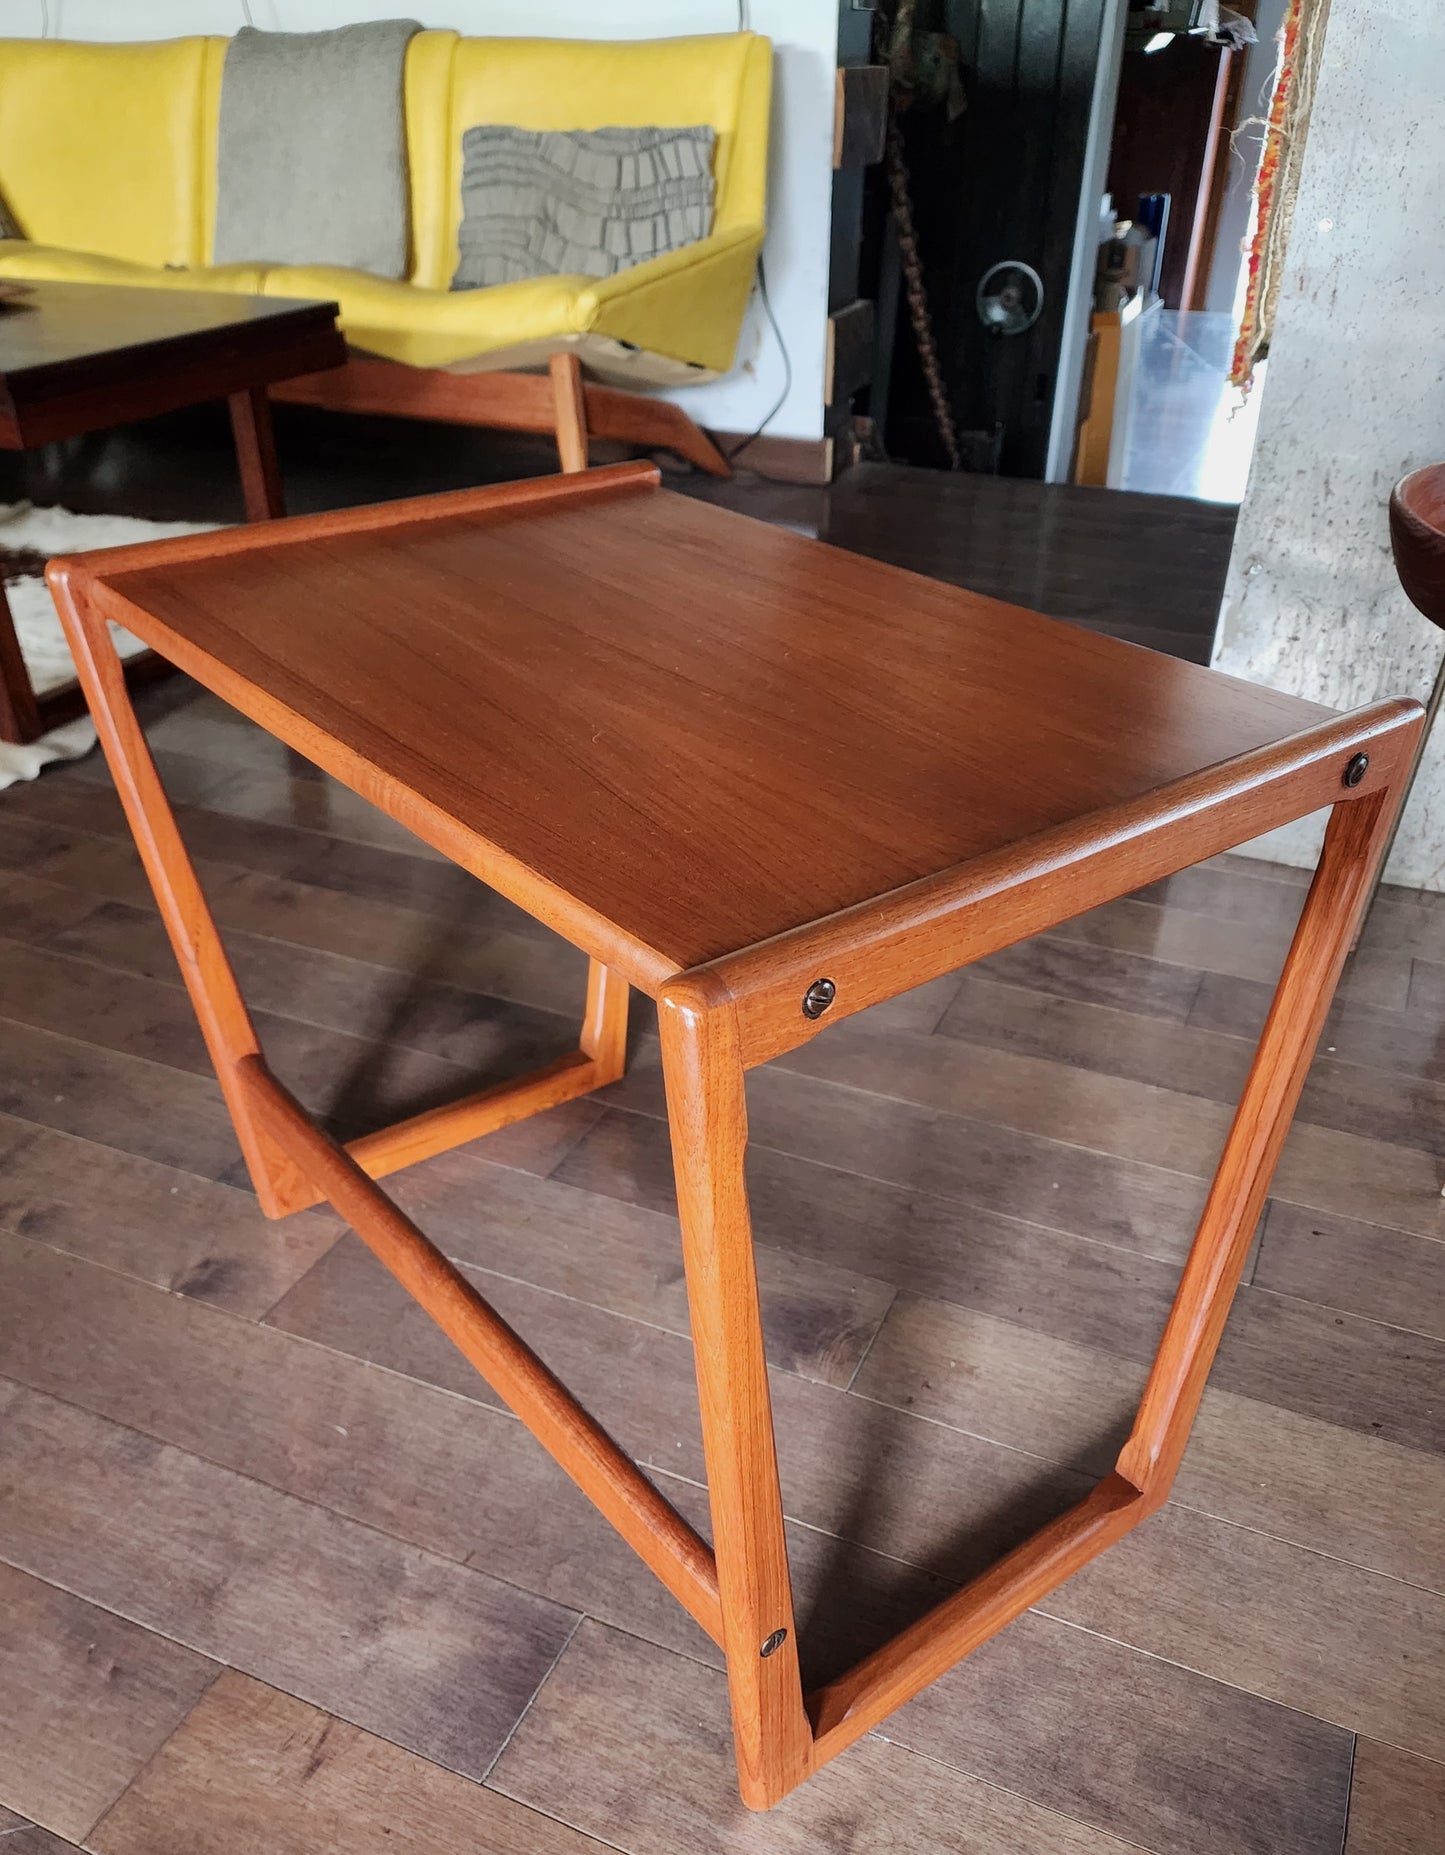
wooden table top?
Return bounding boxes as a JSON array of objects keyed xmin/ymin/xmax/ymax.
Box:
[
  {"xmin": 0, "ymin": 280, "xmax": 343, "ymax": 449},
  {"xmin": 0, "ymin": 280, "xmax": 335, "ymax": 381},
  {"xmin": 67, "ymin": 462, "xmax": 1341, "ymax": 979}
]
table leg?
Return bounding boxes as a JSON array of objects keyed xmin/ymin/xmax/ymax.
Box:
[
  {"xmin": 48, "ymin": 570, "xmax": 310, "ymax": 1211},
  {"xmin": 0, "ymin": 577, "xmax": 43, "ymax": 744},
  {"xmin": 1117, "ymin": 784, "xmax": 1394, "ymax": 1498},
  {"xmin": 658, "ymin": 977, "xmax": 815, "ymax": 1809},
  {"xmin": 229, "ymin": 384, "xmax": 286, "ymax": 521},
  {"xmin": 48, "ymin": 557, "xmax": 733, "ymax": 1643},
  {"xmin": 548, "ymin": 352, "xmax": 591, "ymax": 474},
  {"xmin": 803, "ymin": 781, "xmax": 1398, "ymax": 1775}
]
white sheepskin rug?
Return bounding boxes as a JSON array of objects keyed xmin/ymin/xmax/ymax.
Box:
[{"xmin": 0, "ymin": 501, "xmax": 220, "ymax": 790}]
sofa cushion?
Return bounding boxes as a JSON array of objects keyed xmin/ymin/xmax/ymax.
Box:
[
  {"xmin": 0, "ymin": 243, "xmax": 268, "ymax": 297},
  {"xmin": 259, "ymin": 261, "xmax": 589, "ymax": 369},
  {"xmin": 403, "ymin": 32, "xmax": 768, "ymax": 293},
  {"xmin": 452, "ymin": 124, "xmax": 714, "ymax": 291},
  {"xmin": 0, "ymin": 28, "xmax": 770, "ymax": 379},
  {"xmin": 0, "ymin": 37, "xmax": 222, "ymax": 269},
  {"xmin": 214, "ymin": 22, "xmax": 419, "ymax": 279}
]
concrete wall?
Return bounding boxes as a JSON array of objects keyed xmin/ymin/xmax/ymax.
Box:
[
  {"xmin": 0, "ymin": 0, "xmax": 837, "ymax": 442},
  {"xmin": 1212, "ymin": 0, "xmax": 1445, "ymax": 886}
]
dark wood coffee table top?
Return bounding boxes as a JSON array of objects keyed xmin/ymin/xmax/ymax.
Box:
[
  {"xmin": 53, "ymin": 459, "xmax": 1412, "ymax": 997},
  {"xmin": 0, "ymin": 279, "xmax": 343, "ymax": 448}
]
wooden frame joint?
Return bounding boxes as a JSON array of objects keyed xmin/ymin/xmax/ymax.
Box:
[
  {"xmin": 261, "ymin": 955, "xmax": 628, "ymax": 1219},
  {"xmin": 231, "ymin": 1051, "xmax": 724, "ymax": 1644}
]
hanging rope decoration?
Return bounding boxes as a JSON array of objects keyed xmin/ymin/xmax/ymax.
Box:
[
  {"xmin": 1231, "ymin": 0, "xmax": 1333, "ymax": 389},
  {"xmin": 885, "ymin": 121, "xmax": 961, "ymax": 470}
]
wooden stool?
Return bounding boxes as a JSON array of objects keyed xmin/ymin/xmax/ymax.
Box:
[
  {"xmin": 46, "ymin": 463, "xmax": 1421, "ymax": 1808},
  {"xmin": 1391, "ymin": 462, "xmax": 1445, "ymax": 624},
  {"xmin": 1356, "ymin": 463, "xmax": 1445, "ymax": 925}
]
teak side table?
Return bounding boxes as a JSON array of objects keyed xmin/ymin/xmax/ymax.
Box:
[{"xmin": 48, "ymin": 462, "xmax": 1421, "ymax": 1809}]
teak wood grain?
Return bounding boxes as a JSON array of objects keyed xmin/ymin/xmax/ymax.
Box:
[
  {"xmin": 45, "ymin": 462, "xmax": 1408, "ymax": 982},
  {"xmin": 44, "ymin": 461, "xmax": 1424, "ymax": 1808}
]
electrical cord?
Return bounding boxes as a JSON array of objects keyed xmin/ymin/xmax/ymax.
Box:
[
  {"xmin": 725, "ymin": 254, "xmax": 792, "ymax": 466},
  {"xmin": 724, "ymin": 7, "xmax": 795, "ymax": 465}
]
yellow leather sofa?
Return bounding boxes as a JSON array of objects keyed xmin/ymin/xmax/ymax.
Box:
[{"xmin": 0, "ymin": 30, "xmax": 771, "ymax": 472}]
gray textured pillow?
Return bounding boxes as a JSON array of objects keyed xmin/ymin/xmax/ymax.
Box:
[{"xmin": 452, "ymin": 124, "xmax": 715, "ymax": 292}]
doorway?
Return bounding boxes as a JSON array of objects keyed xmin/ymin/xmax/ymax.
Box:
[{"xmin": 1090, "ymin": 1, "xmax": 1286, "ymax": 501}]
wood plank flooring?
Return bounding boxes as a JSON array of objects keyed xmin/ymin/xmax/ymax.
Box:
[{"xmin": 2, "ymin": 678, "xmax": 1441, "ymax": 1852}]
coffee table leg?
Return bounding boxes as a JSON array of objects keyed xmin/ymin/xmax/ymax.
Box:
[
  {"xmin": 0, "ymin": 578, "xmax": 44, "ymax": 744},
  {"xmin": 803, "ymin": 780, "xmax": 1399, "ymax": 1773},
  {"xmin": 657, "ymin": 776, "xmax": 1397, "ymax": 1801},
  {"xmin": 1116, "ymin": 784, "xmax": 1394, "ymax": 1499},
  {"xmin": 548, "ymin": 352, "xmax": 590, "ymax": 473},
  {"xmin": 50, "ymin": 575, "xmax": 312, "ymax": 1212},
  {"xmin": 50, "ymin": 563, "xmax": 646, "ymax": 1220},
  {"xmin": 229, "ymin": 385, "xmax": 286, "ymax": 521},
  {"xmin": 658, "ymin": 977, "xmax": 815, "ymax": 1809}
]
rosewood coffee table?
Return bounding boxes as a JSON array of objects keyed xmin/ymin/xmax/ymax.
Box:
[
  {"xmin": 0, "ymin": 278, "xmax": 344, "ymax": 743},
  {"xmin": 47, "ymin": 462, "xmax": 1421, "ymax": 1809}
]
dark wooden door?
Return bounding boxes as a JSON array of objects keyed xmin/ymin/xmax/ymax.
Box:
[{"xmin": 879, "ymin": 0, "xmax": 1113, "ymax": 478}]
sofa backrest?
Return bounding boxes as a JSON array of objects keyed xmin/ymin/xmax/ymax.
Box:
[
  {"xmin": 0, "ymin": 37, "xmax": 225, "ymax": 267},
  {"xmin": 402, "ymin": 30, "xmax": 771, "ymax": 290},
  {"xmin": 0, "ymin": 29, "xmax": 770, "ymax": 284}
]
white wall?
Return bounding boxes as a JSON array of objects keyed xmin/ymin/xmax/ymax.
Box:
[
  {"xmin": 0, "ymin": 0, "xmax": 836, "ymax": 441},
  {"xmin": 1212, "ymin": 0, "xmax": 1445, "ymax": 887}
]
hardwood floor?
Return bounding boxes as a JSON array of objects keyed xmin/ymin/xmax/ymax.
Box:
[
  {"xmin": 0, "ymin": 422, "xmax": 1438, "ymax": 1849},
  {"xmin": 1, "ymin": 680, "xmax": 1441, "ymax": 1850}
]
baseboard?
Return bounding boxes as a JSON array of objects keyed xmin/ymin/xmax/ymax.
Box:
[{"xmin": 711, "ymin": 432, "xmax": 835, "ymax": 486}]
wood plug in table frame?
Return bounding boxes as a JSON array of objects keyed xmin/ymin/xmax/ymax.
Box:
[{"xmin": 46, "ymin": 463, "xmax": 1423, "ymax": 1809}]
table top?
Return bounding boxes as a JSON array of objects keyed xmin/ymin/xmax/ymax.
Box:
[
  {"xmin": 0, "ymin": 280, "xmax": 335, "ymax": 383},
  {"xmin": 66, "ymin": 463, "xmax": 1346, "ymax": 981},
  {"xmin": 0, "ymin": 280, "xmax": 343, "ymax": 449}
]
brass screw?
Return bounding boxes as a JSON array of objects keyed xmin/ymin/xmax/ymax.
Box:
[{"xmin": 801, "ymin": 978, "xmax": 836, "ymax": 1020}]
